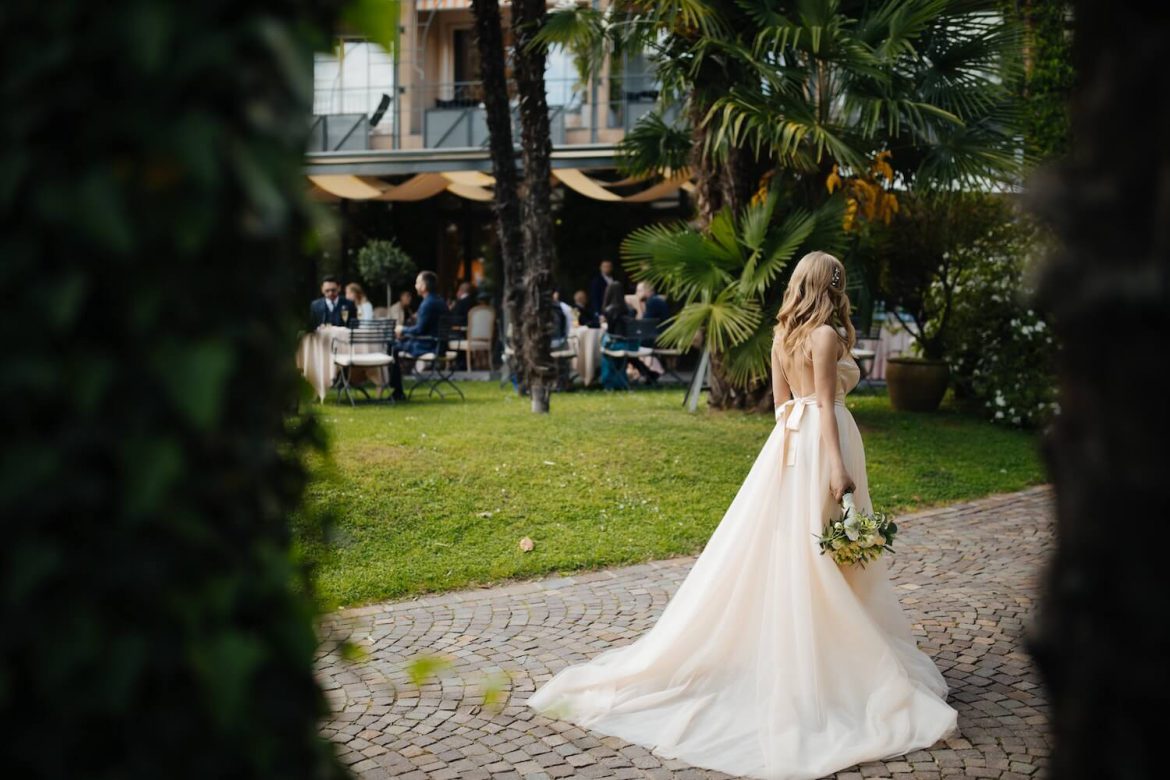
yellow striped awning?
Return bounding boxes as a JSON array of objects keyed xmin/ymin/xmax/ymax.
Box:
[{"xmin": 414, "ymin": 0, "xmax": 472, "ymax": 10}]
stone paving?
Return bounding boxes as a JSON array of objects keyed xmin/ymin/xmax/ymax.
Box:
[{"xmin": 317, "ymin": 486, "xmax": 1053, "ymax": 780}]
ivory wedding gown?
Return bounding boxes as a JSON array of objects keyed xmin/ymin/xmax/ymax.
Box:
[{"xmin": 526, "ymin": 353, "xmax": 958, "ymax": 780}]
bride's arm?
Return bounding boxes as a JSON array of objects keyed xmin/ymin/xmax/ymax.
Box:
[
  {"xmin": 772, "ymin": 336, "xmax": 791, "ymax": 421},
  {"xmin": 812, "ymin": 326, "xmax": 855, "ymax": 501}
]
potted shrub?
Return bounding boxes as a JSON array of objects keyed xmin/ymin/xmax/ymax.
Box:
[
  {"xmin": 870, "ymin": 193, "xmax": 1016, "ymax": 412},
  {"xmin": 355, "ymin": 238, "xmax": 416, "ymax": 307}
]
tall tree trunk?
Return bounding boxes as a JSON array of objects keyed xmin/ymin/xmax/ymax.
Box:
[
  {"xmin": 1027, "ymin": 3, "xmax": 1170, "ymax": 778},
  {"xmin": 471, "ymin": 0, "xmax": 525, "ymax": 373},
  {"xmin": 689, "ymin": 89, "xmax": 770, "ymax": 411},
  {"xmin": 689, "ymin": 97, "xmax": 727, "ymax": 230},
  {"xmin": 511, "ymin": 0, "xmax": 558, "ymax": 413}
]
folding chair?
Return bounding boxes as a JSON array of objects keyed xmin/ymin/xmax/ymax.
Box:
[
  {"xmin": 407, "ymin": 315, "xmax": 465, "ymax": 401},
  {"xmin": 624, "ymin": 318, "xmax": 659, "ymax": 385},
  {"xmin": 550, "ymin": 332, "xmax": 580, "ymax": 390},
  {"xmin": 331, "ymin": 320, "xmax": 396, "ymax": 406},
  {"xmin": 644, "ymin": 317, "xmax": 687, "ymax": 384}
]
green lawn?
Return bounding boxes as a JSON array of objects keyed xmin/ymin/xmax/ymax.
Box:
[{"xmin": 295, "ymin": 382, "xmax": 1045, "ymax": 608}]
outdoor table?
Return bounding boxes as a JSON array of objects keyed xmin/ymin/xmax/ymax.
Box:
[
  {"xmin": 858, "ymin": 314, "xmax": 916, "ymax": 380},
  {"xmin": 296, "ymin": 325, "xmax": 391, "ymax": 402},
  {"xmin": 571, "ymin": 325, "xmax": 603, "ymax": 386}
]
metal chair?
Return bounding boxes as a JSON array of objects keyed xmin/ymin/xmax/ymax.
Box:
[
  {"xmin": 550, "ymin": 332, "xmax": 580, "ymax": 390},
  {"xmin": 851, "ymin": 303, "xmax": 885, "ymax": 393},
  {"xmin": 627, "ymin": 318, "xmax": 659, "ymax": 358},
  {"xmin": 407, "ymin": 316, "xmax": 465, "ymax": 401},
  {"xmin": 331, "ymin": 320, "xmax": 396, "ymax": 406},
  {"xmin": 640, "ymin": 317, "xmax": 687, "ymax": 385},
  {"xmin": 498, "ymin": 317, "xmax": 519, "ymax": 391}
]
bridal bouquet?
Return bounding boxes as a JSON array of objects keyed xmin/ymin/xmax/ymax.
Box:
[{"xmin": 816, "ymin": 492, "xmax": 897, "ymax": 567}]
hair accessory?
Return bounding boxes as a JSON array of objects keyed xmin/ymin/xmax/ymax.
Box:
[{"xmin": 831, "ymin": 266, "xmax": 841, "ymax": 287}]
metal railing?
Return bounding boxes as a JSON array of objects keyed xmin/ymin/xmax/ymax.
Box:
[
  {"xmin": 310, "ymin": 75, "xmax": 674, "ymax": 151},
  {"xmin": 308, "ymin": 113, "xmax": 373, "ymax": 152}
]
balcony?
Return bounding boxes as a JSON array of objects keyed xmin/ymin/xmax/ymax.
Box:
[{"xmin": 309, "ymin": 75, "xmax": 670, "ymax": 153}]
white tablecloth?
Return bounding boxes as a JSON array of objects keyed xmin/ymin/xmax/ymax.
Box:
[
  {"xmin": 296, "ymin": 325, "xmax": 390, "ymax": 402},
  {"xmin": 570, "ymin": 325, "xmax": 603, "ymax": 386},
  {"xmin": 856, "ymin": 316, "xmax": 917, "ymax": 380}
]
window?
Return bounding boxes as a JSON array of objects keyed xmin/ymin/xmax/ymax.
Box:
[{"xmin": 313, "ymin": 40, "xmax": 395, "ymax": 120}]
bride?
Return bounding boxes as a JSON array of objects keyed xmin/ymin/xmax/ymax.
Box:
[{"xmin": 526, "ymin": 251, "xmax": 958, "ymax": 780}]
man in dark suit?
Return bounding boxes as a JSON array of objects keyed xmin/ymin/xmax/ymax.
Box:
[
  {"xmin": 588, "ymin": 259, "xmax": 617, "ymax": 316},
  {"xmin": 388, "ymin": 270, "xmax": 447, "ymax": 399},
  {"xmin": 449, "ymin": 281, "xmax": 477, "ymax": 323},
  {"xmin": 638, "ymin": 280, "xmax": 670, "ymax": 331},
  {"xmin": 309, "ymin": 275, "xmax": 358, "ymax": 328},
  {"xmin": 572, "ymin": 288, "xmax": 597, "ymax": 327}
]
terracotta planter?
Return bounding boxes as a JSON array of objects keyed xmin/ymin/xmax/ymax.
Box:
[{"xmin": 886, "ymin": 356, "xmax": 950, "ymax": 412}]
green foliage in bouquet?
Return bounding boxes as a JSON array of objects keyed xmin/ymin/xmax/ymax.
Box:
[{"xmin": 816, "ymin": 494, "xmax": 897, "ymax": 568}]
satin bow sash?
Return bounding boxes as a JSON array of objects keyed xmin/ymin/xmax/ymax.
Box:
[{"xmin": 775, "ymin": 396, "xmax": 817, "ymax": 467}]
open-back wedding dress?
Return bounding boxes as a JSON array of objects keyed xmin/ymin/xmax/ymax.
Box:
[{"xmin": 526, "ymin": 347, "xmax": 958, "ymax": 780}]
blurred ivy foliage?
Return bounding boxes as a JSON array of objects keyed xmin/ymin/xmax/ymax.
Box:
[
  {"xmin": 1023, "ymin": 0, "xmax": 1073, "ymax": 161},
  {"xmin": 0, "ymin": 0, "xmax": 399, "ymax": 776}
]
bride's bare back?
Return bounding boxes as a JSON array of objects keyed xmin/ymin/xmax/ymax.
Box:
[{"xmin": 772, "ymin": 325, "xmax": 850, "ymax": 401}]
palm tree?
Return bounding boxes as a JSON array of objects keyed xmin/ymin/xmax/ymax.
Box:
[
  {"xmin": 512, "ymin": 0, "xmax": 559, "ymax": 413},
  {"xmin": 543, "ymin": 0, "xmax": 1023, "ymax": 407},
  {"xmin": 471, "ymin": 0, "xmax": 558, "ymax": 412},
  {"xmin": 471, "ymin": 0, "xmax": 525, "ymax": 357},
  {"xmin": 701, "ymin": 0, "xmax": 1023, "ymax": 192},
  {"xmin": 622, "ymin": 189, "xmax": 847, "ymax": 409}
]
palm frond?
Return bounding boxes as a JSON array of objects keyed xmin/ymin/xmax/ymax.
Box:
[
  {"xmin": 702, "ymin": 288, "xmax": 764, "ymax": 353},
  {"xmin": 533, "ymin": 6, "xmax": 607, "ymax": 80},
  {"xmin": 719, "ymin": 319, "xmax": 778, "ymax": 386},
  {"xmin": 617, "ymin": 112, "xmax": 693, "ymax": 177},
  {"xmin": 705, "ymin": 206, "xmax": 746, "ymax": 266},
  {"xmin": 801, "ymin": 195, "xmax": 851, "ymax": 257},
  {"xmin": 741, "ymin": 207, "xmax": 816, "ymax": 297},
  {"xmin": 738, "ymin": 188, "xmax": 777, "ymax": 254},
  {"xmin": 620, "ymin": 222, "xmax": 738, "ymax": 300}
]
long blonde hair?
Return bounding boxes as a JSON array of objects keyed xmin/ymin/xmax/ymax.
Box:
[
  {"xmin": 345, "ymin": 282, "xmax": 368, "ymax": 306},
  {"xmin": 776, "ymin": 251, "xmax": 855, "ymax": 361}
]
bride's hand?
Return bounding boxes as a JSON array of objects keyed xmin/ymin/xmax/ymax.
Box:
[{"xmin": 830, "ymin": 467, "xmax": 856, "ymax": 502}]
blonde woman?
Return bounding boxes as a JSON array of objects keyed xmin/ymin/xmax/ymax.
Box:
[
  {"xmin": 528, "ymin": 252, "xmax": 957, "ymax": 779},
  {"xmin": 345, "ymin": 282, "xmax": 374, "ymax": 321}
]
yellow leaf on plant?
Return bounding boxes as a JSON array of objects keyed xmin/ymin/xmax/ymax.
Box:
[{"xmin": 826, "ymin": 164, "xmax": 842, "ymax": 194}]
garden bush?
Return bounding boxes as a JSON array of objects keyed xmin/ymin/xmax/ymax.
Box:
[
  {"xmin": 936, "ymin": 216, "xmax": 1058, "ymax": 429},
  {"xmin": 356, "ymin": 238, "xmax": 417, "ymax": 306},
  {"xmin": 0, "ymin": 1, "xmax": 351, "ymax": 777}
]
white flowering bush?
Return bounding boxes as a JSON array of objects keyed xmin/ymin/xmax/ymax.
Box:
[{"xmin": 935, "ymin": 223, "xmax": 1059, "ymax": 429}]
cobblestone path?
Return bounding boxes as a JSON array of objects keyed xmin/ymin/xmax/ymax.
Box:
[{"xmin": 318, "ymin": 486, "xmax": 1053, "ymax": 780}]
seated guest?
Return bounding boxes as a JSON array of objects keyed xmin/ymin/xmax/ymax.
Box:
[
  {"xmin": 388, "ymin": 289, "xmax": 414, "ymax": 327},
  {"xmin": 387, "ymin": 271, "xmax": 446, "ymax": 399},
  {"xmin": 346, "ymin": 282, "xmax": 375, "ymax": 321},
  {"xmin": 551, "ymin": 290, "xmax": 573, "ymax": 349},
  {"xmin": 449, "ymin": 281, "xmax": 476, "ymax": 324},
  {"xmin": 599, "ymin": 281, "xmax": 648, "ymax": 390},
  {"xmin": 633, "ymin": 281, "xmax": 667, "ymax": 384},
  {"xmin": 572, "ymin": 288, "xmax": 597, "ymax": 327},
  {"xmin": 310, "ymin": 275, "xmax": 358, "ymax": 328},
  {"xmin": 637, "ymin": 281, "xmax": 670, "ymax": 330}
]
